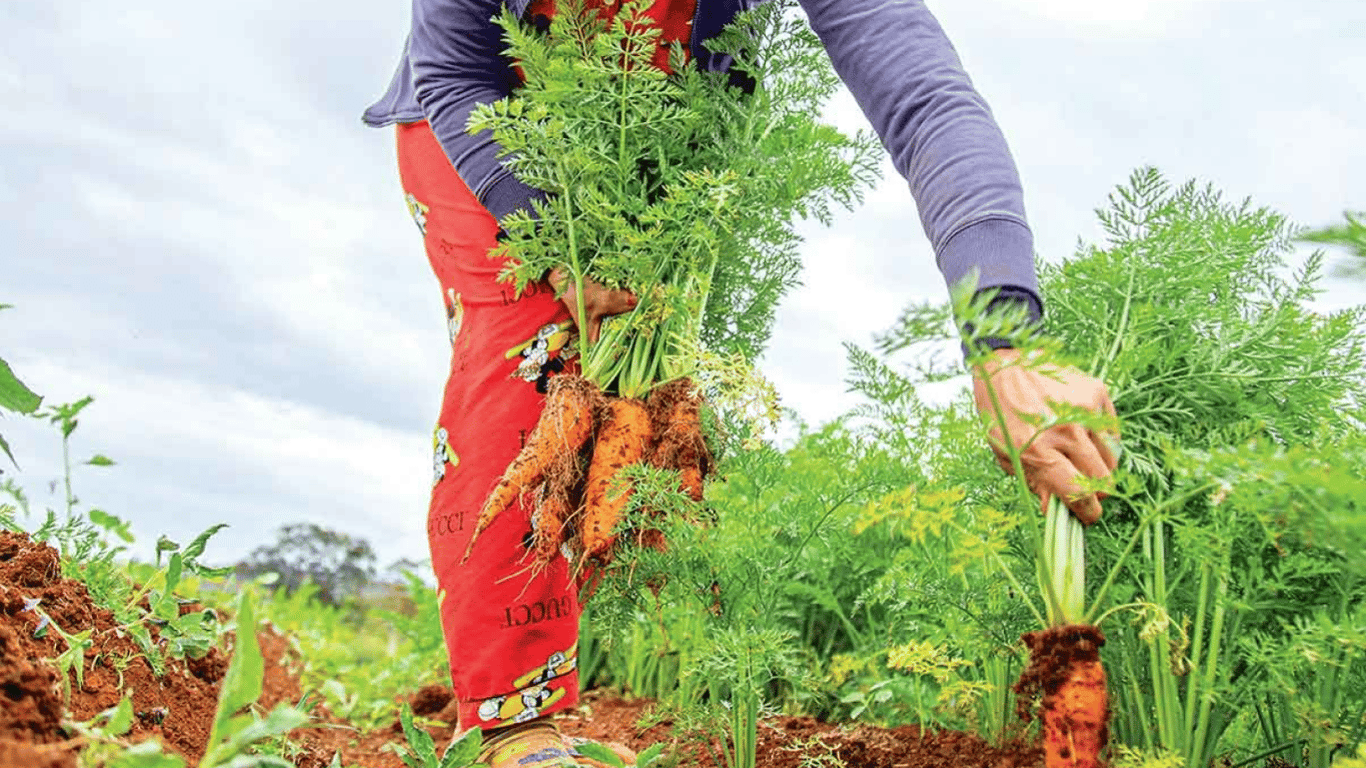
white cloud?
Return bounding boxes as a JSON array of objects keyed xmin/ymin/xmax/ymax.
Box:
[
  {"xmin": 4, "ymin": 355, "xmax": 435, "ymax": 567},
  {"xmin": 986, "ymin": 0, "xmax": 1227, "ymax": 36}
]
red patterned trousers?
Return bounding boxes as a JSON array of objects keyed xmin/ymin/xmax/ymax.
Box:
[{"xmin": 396, "ymin": 119, "xmax": 582, "ymax": 732}]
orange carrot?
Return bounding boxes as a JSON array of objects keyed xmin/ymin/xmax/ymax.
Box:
[
  {"xmin": 678, "ymin": 461, "xmax": 704, "ymax": 502},
  {"xmin": 529, "ymin": 487, "xmax": 569, "ymax": 571},
  {"xmin": 580, "ymin": 396, "xmax": 652, "ymax": 563},
  {"xmin": 645, "ymin": 379, "xmax": 709, "ymax": 508},
  {"xmin": 1016, "ymin": 625, "xmax": 1109, "ymax": 768},
  {"xmin": 1043, "ymin": 658, "xmax": 1108, "ymax": 768},
  {"xmin": 646, "ymin": 379, "xmax": 708, "ymax": 470},
  {"xmin": 464, "ymin": 375, "xmax": 599, "ymax": 562}
]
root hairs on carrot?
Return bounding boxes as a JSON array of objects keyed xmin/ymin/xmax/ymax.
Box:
[
  {"xmin": 646, "ymin": 378, "xmax": 711, "ymax": 473},
  {"xmin": 645, "ymin": 378, "xmax": 712, "ymax": 509},
  {"xmin": 464, "ymin": 375, "xmax": 601, "ymax": 563}
]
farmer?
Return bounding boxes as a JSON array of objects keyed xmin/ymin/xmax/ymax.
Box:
[{"xmin": 363, "ymin": 0, "xmax": 1119, "ymax": 765}]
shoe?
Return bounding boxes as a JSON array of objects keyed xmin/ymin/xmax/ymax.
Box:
[{"xmin": 478, "ymin": 721, "xmax": 637, "ymax": 768}]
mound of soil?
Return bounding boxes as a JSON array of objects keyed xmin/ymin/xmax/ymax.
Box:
[{"xmin": 0, "ymin": 532, "xmax": 1043, "ymax": 767}]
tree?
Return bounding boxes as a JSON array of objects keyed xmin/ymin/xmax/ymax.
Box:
[{"xmin": 235, "ymin": 523, "xmax": 378, "ymax": 607}]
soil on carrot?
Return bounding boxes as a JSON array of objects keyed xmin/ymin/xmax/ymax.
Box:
[
  {"xmin": 1015, "ymin": 624, "xmax": 1110, "ymax": 766},
  {"xmin": 0, "ymin": 532, "xmax": 1044, "ymax": 768}
]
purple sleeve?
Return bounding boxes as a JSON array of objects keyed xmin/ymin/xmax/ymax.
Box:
[
  {"xmin": 796, "ymin": 0, "xmax": 1042, "ymax": 318},
  {"xmin": 408, "ymin": 0, "xmax": 545, "ymax": 224}
]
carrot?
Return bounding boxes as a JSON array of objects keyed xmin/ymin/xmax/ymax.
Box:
[
  {"xmin": 1015, "ymin": 625, "xmax": 1109, "ymax": 768},
  {"xmin": 580, "ymin": 396, "xmax": 652, "ymax": 563},
  {"xmin": 1044, "ymin": 657, "xmax": 1108, "ymax": 768},
  {"xmin": 464, "ymin": 375, "xmax": 600, "ymax": 562},
  {"xmin": 646, "ymin": 379, "xmax": 709, "ymax": 469},
  {"xmin": 645, "ymin": 378, "xmax": 710, "ymax": 507},
  {"xmin": 529, "ymin": 486, "xmax": 569, "ymax": 572},
  {"xmin": 677, "ymin": 460, "xmax": 704, "ymax": 502}
]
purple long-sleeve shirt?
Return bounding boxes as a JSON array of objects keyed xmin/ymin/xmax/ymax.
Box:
[{"xmin": 363, "ymin": 0, "xmax": 1042, "ymax": 318}]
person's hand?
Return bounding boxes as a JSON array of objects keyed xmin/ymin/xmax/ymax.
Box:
[
  {"xmin": 971, "ymin": 348, "xmax": 1119, "ymax": 525},
  {"xmin": 547, "ymin": 267, "xmax": 637, "ymax": 343}
]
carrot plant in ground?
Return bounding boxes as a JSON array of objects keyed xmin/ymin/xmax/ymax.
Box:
[
  {"xmin": 870, "ymin": 167, "xmax": 1366, "ymax": 766},
  {"xmin": 869, "ymin": 292, "xmax": 1123, "ymax": 767},
  {"xmin": 460, "ymin": 0, "xmax": 880, "ymax": 574},
  {"xmin": 1042, "ymin": 170, "xmax": 1365, "ymax": 768}
]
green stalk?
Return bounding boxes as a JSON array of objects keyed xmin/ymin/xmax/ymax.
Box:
[
  {"xmin": 1039, "ymin": 497, "xmax": 1085, "ymax": 626},
  {"xmin": 1182, "ymin": 562, "xmax": 1213, "ymax": 741},
  {"xmin": 1146, "ymin": 521, "xmax": 1181, "ymax": 749},
  {"xmin": 1189, "ymin": 570, "xmax": 1229, "ymax": 767}
]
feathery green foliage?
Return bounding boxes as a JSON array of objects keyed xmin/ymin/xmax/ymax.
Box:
[
  {"xmin": 1302, "ymin": 211, "xmax": 1366, "ymax": 277},
  {"xmin": 468, "ymin": 0, "xmax": 880, "ymax": 398},
  {"xmin": 867, "ymin": 167, "xmax": 1366, "ymax": 762}
]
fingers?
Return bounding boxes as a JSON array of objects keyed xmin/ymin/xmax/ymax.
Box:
[
  {"xmin": 1089, "ymin": 429, "xmax": 1119, "ymax": 475},
  {"xmin": 1026, "ymin": 448, "xmax": 1104, "ymax": 526},
  {"xmin": 581, "ymin": 288, "xmax": 637, "ymax": 343},
  {"xmin": 1016, "ymin": 419, "xmax": 1115, "ymax": 525},
  {"xmin": 549, "ymin": 269, "xmax": 639, "ymax": 343}
]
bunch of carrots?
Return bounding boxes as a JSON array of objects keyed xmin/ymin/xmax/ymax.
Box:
[
  {"xmin": 460, "ymin": 0, "xmax": 878, "ymax": 576},
  {"xmin": 464, "ymin": 375, "xmax": 710, "ymax": 572}
]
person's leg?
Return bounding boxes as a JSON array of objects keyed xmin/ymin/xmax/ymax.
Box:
[{"xmin": 396, "ymin": 119, "xmax": 584, "ymax": 733}]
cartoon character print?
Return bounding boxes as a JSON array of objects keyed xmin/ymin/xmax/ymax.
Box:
[
  {"xmin": 445, "ymin": 289, "xmax": 464, "ymax": 347},
  {"xmin": 405, "ymin": 193, "xmax": 430, "ymax": 236},
  {"xmin": 505, "ymin": 321, "xmax": 576, "ymax": 393},
  {"xmin": 432, "ymin": 425, "xmax": 458, "ymax": 487},
  {"xmin": 475, "ymin": 649, "xmax": 578, "ymax": 726}
]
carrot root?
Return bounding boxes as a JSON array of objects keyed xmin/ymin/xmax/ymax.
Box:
[
  {"xmin": 1044, "ymin": 658, "xmax": 1108, "ymax": 768},
  {"xmin": 580, "ymin": 396, "xmax": 652, "ymax": 565},
  {"xmin": 1015, "ymin": 624, "xmax": 1110, "ymax": 768},
  {"xmin": 463, "ymin": 375, "xmax": 600, "ymax": 563}
]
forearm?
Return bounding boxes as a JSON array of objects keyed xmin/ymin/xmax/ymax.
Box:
[{"xmin": 796, "ymin": 0, "xmax": 1041, "ymax": 314}]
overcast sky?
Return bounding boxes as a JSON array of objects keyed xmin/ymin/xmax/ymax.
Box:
[{"xmin": 2, "ymin": 0, "xmax": 1363, "ymax": 569}]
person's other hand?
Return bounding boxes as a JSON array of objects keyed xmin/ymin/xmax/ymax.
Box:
[
  {"xmin": 547, "ymin": 267, "xmax": 637, "ymax": 343},
  {"xmin": 971, "ymin": 348, "xmax": 1119, "ymax": 525}
]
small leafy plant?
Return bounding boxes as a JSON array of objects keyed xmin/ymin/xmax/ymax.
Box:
[
  {"xmin": 70, "ymin": 592, "xmax": 311, "ymax": 768},
  {"xmin": 393, "ymin": 704, "xmax": 483, "ymax": 768},
  {"xmin": 0, "ymin": 303, "xmax": 42, "ymax": 468}
]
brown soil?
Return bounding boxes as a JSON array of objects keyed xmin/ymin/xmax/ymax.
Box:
[{"xmin": 0, "ymin": 531, "xmax": 1045, "ymax": 768}]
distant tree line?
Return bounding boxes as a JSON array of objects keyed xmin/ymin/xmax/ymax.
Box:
[{"xmin": 234, "ymin": 522, "xmax": 429, "ymax": 608}]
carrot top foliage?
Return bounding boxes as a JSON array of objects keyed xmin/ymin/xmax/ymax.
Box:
[
  {"xmin": 862, "ymin": 168, "xmax": 1366, "ymax": 765},
  {"xmin": 467, "ymin": 0, "xmax": 881, "ymax": 400}
]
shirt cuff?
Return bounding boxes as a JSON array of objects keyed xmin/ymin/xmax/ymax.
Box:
[{"xmin": 483, "ymin": 174, "xmax": 549, "ymax": 228}]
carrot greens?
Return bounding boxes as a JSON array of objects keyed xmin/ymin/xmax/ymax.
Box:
[{"xmin": 467, "ymin": 0, "xmax": 880, "ymax": 401}]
